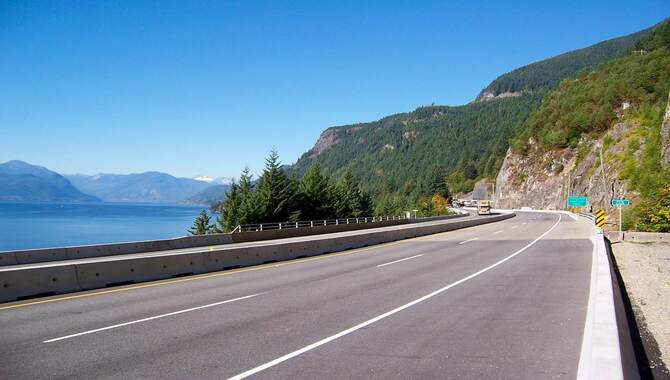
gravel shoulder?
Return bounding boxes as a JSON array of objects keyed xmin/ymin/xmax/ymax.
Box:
[{"xmin": 611, "ymin": 241, "xmax": 670, "ymax": 377}]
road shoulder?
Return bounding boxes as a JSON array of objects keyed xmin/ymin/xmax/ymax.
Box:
[{"xmin": 610, "ymin": 240, "xmax": 670, "ymax": 378}]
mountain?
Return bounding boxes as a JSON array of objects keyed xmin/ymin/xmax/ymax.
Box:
[
  {"xmin": 291, "ymin": 20, "xmax": 655, "ymax": 208},
  {"xmin": 0, "ymin": 160, "xmax": 100, "ymax": 202},
  {"xmin": 293, "ymin": 96, "xmax": 539, "ymax": 201},
  {"xmin": 496, "ymin": 18, "xmax": 670, "ymax": 231},
  {"xmin": 67, "ymin": 172, "xmax": 211, "ymax": 203},
  {"xmin": 477, "ymin": 24, "xmax": 654, "ymax": 100},
  {"xmin": 180, "ymin": 184, "xmax": 231, "ymax": 206}
]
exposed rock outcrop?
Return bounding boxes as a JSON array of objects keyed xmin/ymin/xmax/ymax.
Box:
[
  {"xmin": 662, "ymin": 91, "xmax": 670, "ymax": 166},
  {"xmin": 479, "ymin": 91, "xmax": 523, "ymax": 101},
  {"xmin": 309, "ymin": 129, "xmax": 340, "ymax": 157},
  {"xmin": 495, "ymin": 123, "xmax": 643, "ymax": 211}
]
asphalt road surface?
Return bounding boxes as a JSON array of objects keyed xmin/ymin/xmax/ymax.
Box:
[{"xmin": 0, "ymin": 212, "xmax": 594, "ymax": 379}]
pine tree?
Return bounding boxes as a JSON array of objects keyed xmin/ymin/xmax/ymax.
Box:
[
  {"xmin": 334, "ymin": 170, "xmax": 373, "ymax": 218},
  {"xmin": 354, "ymin": 190, "xmax": 374, "ymax": 217},
  {"xmin": 428, "ymin": 168, "xmax": 451, "ymax": 199},
  {"xmin": 216, "ymin": 182, "xmax": 240, "ymax": 233},
  {"xmin": 334, "ymin": 170, "xmax": 356, "ymax": 217},
  {"xmin": 189, "ymin": 210, "xmax": 214, "ymax": 235},
  {"xmin": 215, "ymin": 167, "xmax": 258, "ymax": 232},
  {"xmin": 298, "ymin": 162, "xmax": 335, "ymax": 220},
  {"xmin": 252, "ymin": 149, "xmax": 296, "ymax": 222},
  {"xmin": 237, "ymin": 167, "xmax": 259, "ymax": 225}
]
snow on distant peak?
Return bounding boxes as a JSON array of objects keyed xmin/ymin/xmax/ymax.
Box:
[{"xmin": 193, "ymin": 176, "xmax": 215, "ymax": 183}]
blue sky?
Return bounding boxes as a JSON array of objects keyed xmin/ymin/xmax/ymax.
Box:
[{"xmin": 1, "ymin": 1, "xmax": 668, "ymax": 179}]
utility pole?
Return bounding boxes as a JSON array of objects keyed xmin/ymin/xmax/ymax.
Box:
[
  {"xmin": 599, "ymin": 145, "xmax": 609, "ymax": 205},
  {"xmin": 566, "ymin": 170, "xmax": 571, "ymax": 211},
  {"xmin": 619, "ymin": 182, "xmax": 626, "ymax": 241}
]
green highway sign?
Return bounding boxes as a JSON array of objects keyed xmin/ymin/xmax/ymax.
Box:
[
  {"xmin": 611, "ymin": 199, "xmax": 630, "ymax": 206},
  {"xmin": 567, "ymin": 196, "xmax": 588, "ymax": 207}
]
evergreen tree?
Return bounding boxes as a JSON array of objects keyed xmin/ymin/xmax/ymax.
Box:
[
  {"xmin": 334, "ymin": 170, "xmax": 356, "ymax": 217},
  {"xmin": 355, "ymin": 190, "xmax": 374, "ymax": 217},
  {"xmin": 189, "ymin": 210, "xmax": 214, "ymax": 235},
  {"xmin": 216, "ymin": 167, "xmax": 258, "ymax": 232},
  {"xmin": 334, "ymin": 170, "xmax": 374, "ymax": 217},
  {"xmin": 252, "ymin": 149, "xmax": 296, "ymax": 222},
  {"xmin": 216, "ymin": 181, "xmax": 240, "ymax": 233},
  {"xmin": 237, "ymin": 167, "xmax": 259, "ymax": 224},
  {"xmin": 298, "ymin": 162, "xmax": 335, "ymax": 220},
  {"xmin": 428, "ymin": 168, "xmax": 451, "ymax": 199}
]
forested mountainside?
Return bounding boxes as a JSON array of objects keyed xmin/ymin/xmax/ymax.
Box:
[
  {"xmin": 293, "ymin": 96, "xmax": 539, "ymax": 204},
  {"xmin": 478, "ymin": 25, "xmax": 653, "ymax": 99},
  {"xmin": 292, "ymin": 20, "xmax": 657, "ymax": 213},
  {"xmin": 497, "ymin": 19, "xmax": 670, "ymax": 231}
]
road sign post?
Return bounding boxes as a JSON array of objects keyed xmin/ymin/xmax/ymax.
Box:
[{"xmin": 610, "ymin": 199, "xmax": 630, "ymax": 240}]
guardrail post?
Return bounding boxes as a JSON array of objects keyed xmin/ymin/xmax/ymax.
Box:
[
  {"xmin": 336, "ymin": 219, "xmax": 339, "ymax": 225},
  {"xmin": 279, "ymin": 223, "xmax": 282, "ymax": 230},
  {"xmin": 260, "ymin": 224, "xmax": 263, "ymax": 231},
  {"xmin": 295, "ymin": 222, "xmax": 298, "ymax": 228},
  {"xmin": 324, "ymin": 220, "xmax": 326, "ymax": 226},
  {"xmin": 310, "ymin": 221, "xmax": 314, "ymax": 228}
]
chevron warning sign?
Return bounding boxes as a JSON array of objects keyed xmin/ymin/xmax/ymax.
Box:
[{"xmin": 594, "ymin": 209, "xmax": 605, "ymax": 228}]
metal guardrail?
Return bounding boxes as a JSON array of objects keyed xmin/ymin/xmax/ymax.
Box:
[
  {"xmin": 233, "ymin": 215, "xmax": 409, "ymax": 233},
  {"xmin": 579, "ymin": 212, "xmax": 596, "ymax": 222},
  {"xmin": 231, "ymin": 210, "xmax": 469, "ymax": 233}
]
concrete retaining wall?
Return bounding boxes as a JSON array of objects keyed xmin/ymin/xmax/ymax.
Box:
[
  {"xmin": 605, "ymin": 231, "xmax": 670, "ymax": 243},
  {"xmin": 0, "ymin": 215, "xmax": 467, "ymax": 267},
  {"xmin": 0, "ymin": 213, "xmax": 513, "ymax": 303}
]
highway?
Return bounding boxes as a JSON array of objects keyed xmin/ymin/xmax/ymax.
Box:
[{"xmin": 0, "ymin": 212, "xmax": 594, "ymax": 379}]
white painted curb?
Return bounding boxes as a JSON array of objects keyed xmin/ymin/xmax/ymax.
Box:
[{"xmin": 576, "ymin": 226, "xmax": 624, "ymax": 380}]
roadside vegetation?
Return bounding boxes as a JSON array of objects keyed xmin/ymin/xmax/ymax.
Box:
[
  {"xmin": 189, "ymin": 150, "xmax": 459, "ymax": 235},
  {"xmin": 190, "ymin": 150, "xmax": 374, "ymax": 234}
]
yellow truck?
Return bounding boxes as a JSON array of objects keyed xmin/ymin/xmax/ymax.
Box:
[{"xmin": 477, "ymin": 200, "xmax": 491, "ymax": 215}]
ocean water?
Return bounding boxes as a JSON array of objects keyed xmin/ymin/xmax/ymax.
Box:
[{"xmin": 0, "ymin": 202, "xmax": 208, "ymax": 251}]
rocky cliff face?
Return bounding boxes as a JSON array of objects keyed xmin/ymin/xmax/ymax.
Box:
[
  {"xmin": 478, "ymin": 91, "xmax": 523, "ymax": 101},
  {"xmin": 662, "ymin": 91, "xmax": 670, "ymax": 166},
  {"xmin": 495, "ymin": 122, "xmax": 643, "ymax": 211},
  {"xmin": 309, "ymin": 128, "xmax": 340, "ymax": 158}
]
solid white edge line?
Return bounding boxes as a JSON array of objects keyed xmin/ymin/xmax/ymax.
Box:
[
  {"xmin": 44, "ymin": 293, "xmax": 262, "ymax": 343},
  {"xmin": 228, "ymin": 214, "xmax": 562, "ymax": 380},
  {"xmin": 458, "ymin": 237, "xmax": 479, "ymax": 245},
  {"xmin": 492, "ymin": 230, "xmax": 503, "ymax": 234},
  {"xmin": 376, "ymin": 254, "xmax": 424, "ymax": 268}
]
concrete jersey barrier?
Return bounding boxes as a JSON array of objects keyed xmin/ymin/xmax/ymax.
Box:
[
  {"xmin": 0, "ymin": 213, "xmax": 513, "ymax": 303},
  {"xmin": 0, "ymin": 214, "xmax": 468, "ymax": 267}
]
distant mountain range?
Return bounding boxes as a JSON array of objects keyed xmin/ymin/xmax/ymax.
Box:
[
  {"xmin": 0, "ymin": 160, "xmax": 100, "ymax": 202},
  {"xmin": 66, "ymin": 172, "xmax": 212, "ymax": 204},
  {"xmin": 0, "ymin": 160, "xmax": 229, "ymax": 204},
  {"xmin": 180, "ymin": 183, "xmax": 231, "ymax": 205}
]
